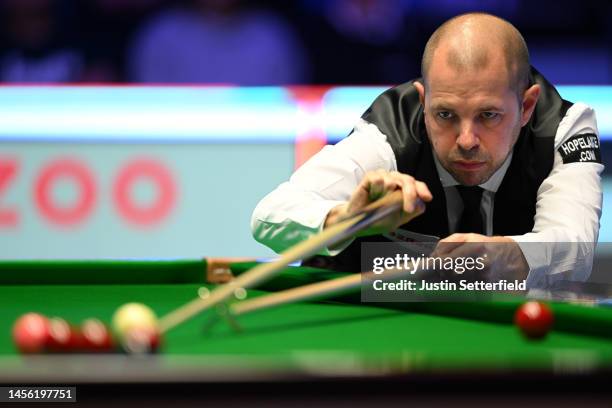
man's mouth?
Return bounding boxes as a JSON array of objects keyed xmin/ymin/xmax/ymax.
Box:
[{"xmin": 453, "ymin": 161, "xmax": 486, "ymax": 171}]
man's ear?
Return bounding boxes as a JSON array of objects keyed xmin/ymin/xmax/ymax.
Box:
[
  {"xmin": 413, "ymin": 81, "xmax": 425, "ymax": 106},
  {"xmin": 520, "ymin": 84, "xmax": 540, "ymax": 126}
]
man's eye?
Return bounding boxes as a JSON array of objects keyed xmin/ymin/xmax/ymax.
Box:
[
  {"xmin": 437, "ymin": 111, "xmax": 454, "ymax": 120},
  {"xmin": 481, "ymin": 111, "xmax": 499, "ymax": 120}
]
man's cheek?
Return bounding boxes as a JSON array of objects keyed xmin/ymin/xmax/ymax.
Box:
[{"xmin": 429, "ymin": 139, "xmax": 448, "ymax": 161}]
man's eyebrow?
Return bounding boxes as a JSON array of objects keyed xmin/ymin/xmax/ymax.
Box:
[
  {"xmin": 429, "ymin": 102, "xmax": 505, "ymax": 111},
  {"xmin": 479, "ymin": 104, "xmax": 504, "ymax": 111},
  {"xmin": 429, "ymin": 102, "xmax": 455, "ymax": 111}
]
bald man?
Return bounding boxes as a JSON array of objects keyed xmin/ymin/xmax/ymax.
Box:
[{"xmin": 251, "ymin": 13, "xmax": 603, "ymax": 288}]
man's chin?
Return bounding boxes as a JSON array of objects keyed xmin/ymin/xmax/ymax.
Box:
[{"xmin": 452, "ymin": 170, "xmax": 492, "ymax": 186}]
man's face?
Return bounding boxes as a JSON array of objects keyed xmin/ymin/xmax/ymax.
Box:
[{"xmin": 420, "ymin": 61, "xmax": 523, "ymax": 186}]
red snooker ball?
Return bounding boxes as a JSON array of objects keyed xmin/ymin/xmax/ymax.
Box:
[
  {"xmin": 514, "ymin": 301, "xmax": 554, "ymax": 339},
  {"xmin": 47, "ymin": 318, "xmax": 82, "ymax": 352},
  {"xmin": 12, "ymin": 313, "xmax": 51, "ymax": 353},
  {"xmin": 81, "ymin": 319, "xmax": 114, "ymax": 352}
]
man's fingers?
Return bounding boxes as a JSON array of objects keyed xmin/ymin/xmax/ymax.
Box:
[
  {"xmin": 440, "ymin": 233, "xmax": 470, "ymax": 243},
  {"xmin": 368, "ymin": 177, "xmax": 385, "ymax": 201},
  {"xmin": 349, "ymin": 171, "xmax": 431, "ymax": 228},
  {"xmin": 445, "ymin": 242, "xmax": 486, "ymax": 259},
  {"xmin": 384, "ymin": 178, "xmax": 402, "ymax": 197},
  {"xmin": 434, "ymin": 233, "xmax": 488, "ymax": 256},
  {"xmin": 401, "ymin": 180, "xmax": 418, "ymax": 213},
  {"xmin": 415, "ymin": 181, "xmax": 433, "ymax": 202},
  {"xmin": 347, "ymin": 179, "xmax": 371, "ymax": 214},
  {"xmin": 433, "ymin": 234, "xmax": 469, "ymax": 256}
]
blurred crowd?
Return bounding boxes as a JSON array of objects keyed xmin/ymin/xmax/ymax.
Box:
[{"xmin": 0, "ymin": 0, "xmax": 609, "ymax": 85}]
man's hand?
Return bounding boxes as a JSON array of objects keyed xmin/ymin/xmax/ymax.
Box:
[
  {"xmin": 432, "ymin": 234, "xmax": 529, "ymax": 283},
  {"xmin": 325, "ymin": 170, "xmax": 433, "ymax": 237}
]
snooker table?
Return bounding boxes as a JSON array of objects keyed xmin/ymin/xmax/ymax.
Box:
[{"xmin": 1, "ymin": 259, "xmax": 612, "ymax": 406}]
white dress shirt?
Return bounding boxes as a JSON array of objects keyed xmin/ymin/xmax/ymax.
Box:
[
  {"xmin": 432, "ymin": 149, "xmax": 512, "ymax": 236},
  {"xmin": 251, "ymin": 102, "xmax": 603, "ymax": 287}
]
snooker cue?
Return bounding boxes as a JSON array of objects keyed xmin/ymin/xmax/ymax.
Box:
[
  {"xmin": 228, "ymin": 269, "xmax": 412, "ymax": 316},
  {"xmin": 231, "ymin": 273, "xmax": 364, "ymax": 315},
  {"xmin": 158, "ymin": 190, "xmax": 410, "ymax": 333}
]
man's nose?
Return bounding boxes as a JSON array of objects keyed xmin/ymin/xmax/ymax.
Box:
[{"xmin": 456, "ymin": 121, "xmax": 479, "ymax": 150}]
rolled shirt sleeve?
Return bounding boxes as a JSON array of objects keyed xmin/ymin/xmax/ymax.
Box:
[{"xmin": 510, "ymin": 102, "xmax": 604, "ymax": 287}]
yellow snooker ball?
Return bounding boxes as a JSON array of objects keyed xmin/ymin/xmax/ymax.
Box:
[{"xmin": 112, "ymin": 303, "xmax": 158, "ymax": 339}]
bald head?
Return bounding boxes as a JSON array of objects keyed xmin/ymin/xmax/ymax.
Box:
[{"xmin": 421, "ymin": 13, "xmax": 530, "ymax": 95}]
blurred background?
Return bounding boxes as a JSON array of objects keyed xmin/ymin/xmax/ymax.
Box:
[
  {"xmin": 0, "ymin": 0, "xmax": 609, "ymax": 85},
  {"xmin": 0, "ymin": 0, "xmax": 610, "ymax": 264}
]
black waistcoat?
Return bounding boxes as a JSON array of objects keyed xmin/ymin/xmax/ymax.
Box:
[{"xmin": 304, "ymin": 68, "xmax": 573, "ymax": 272}]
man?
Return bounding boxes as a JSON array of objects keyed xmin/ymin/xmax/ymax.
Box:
[{"xmin": 251, "ymin": 13, "xmax": 603, "ymax": 288}]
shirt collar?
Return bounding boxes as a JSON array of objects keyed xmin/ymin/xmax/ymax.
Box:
[{"xmin": 432, "ymin": 150, "xmax": 513, "ymax": 193}]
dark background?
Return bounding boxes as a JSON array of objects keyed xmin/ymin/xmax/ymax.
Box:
[{"xmin": 0, "ymin": 0, "xmax": 609, "ymax": 85}]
